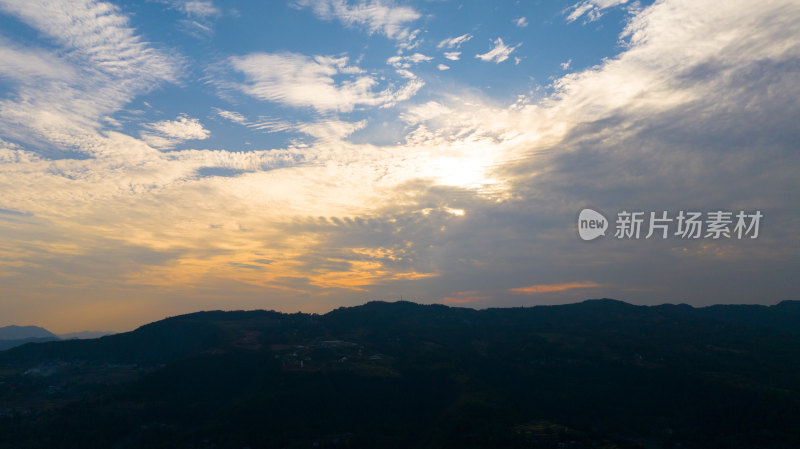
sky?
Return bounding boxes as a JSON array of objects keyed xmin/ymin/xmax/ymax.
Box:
[{"xmin": 0, "ymin": 0, "xmax": 798, "ymax": 333}]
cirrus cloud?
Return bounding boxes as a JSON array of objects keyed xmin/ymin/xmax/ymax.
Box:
[
  {"xmin": 475, "ymin": 38, "xmax": 521, "ymax": 63},
  {"xmin": 226, "ymin": 52, "xmax": 424, "ymax": 113},
  {"xmin": 140, "ymin": 115, "xmax": 211, "ymax": 150},
  {"xmin": 437, "ymin": 33, "xmax": 472, "ymax": 49},
  {"xmin": 292, "ymin": 0, "xmax": 420, "ymax": 45}
]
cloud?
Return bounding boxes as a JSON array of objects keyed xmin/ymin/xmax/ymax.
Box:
[
  {"xmin": 514, "ymin": 16, "xmax": 528, "ymax": 27},
  {"xmin": 214, "ymin": 108, "xmax": 247, "ymax": 124},
  {"xmin": 437, "ymin": 64, "xmax": 450, "ymax": 71},
  {"xmin": 399, "ymin": 101, "xmax": 452, "ymax": 125},
  {"xmin": 213, "ymin": 107, "xmax": 367, "ymax": 142},
  {"xmin": 227, "ymin": 52, "xmax": 423, "ymax": 112},
  {"xmin": 179, "ymin": 0, "xmax": 220, "ymax": 17},
  {"xmin": 566, "ymin": 0, "xmax": 628, "ymax": 23},
  {"xmin": 437, "ymin": 33, "xmax": 472, "ymax": 49},
  {"xmin": 159, "ymin": 0, "xmax": 221, "ymax": 38},
  {"xmin": 296, "ymin": 120, "xmax": 367, "ymax": 141},
  {"xmin": 0, "ymin": 0, "xmax": 181, "ymax": 155},
  {"xmin": 386, "ymin": 52, "xmax": 432, "ymax": 69},
  {"xmin": 0, "ymin": 38, "xmax": 79, "ymax": 82},
  {"xmin": 146, "ymin": 117, "xmax": 210, "ymax": 141},
  {"xmin": 250, "ymin": 117, "xmax": 367, "ymax": 141},
  {"xmin": 1, "ymin": 0, "xmax": 800, "ymax": 330},
  {"xmin": 328, "ymin": 0, "xmax": 800, "ymax": 308},
  {"xmin": 560, "ymin": 59, "xmax": 572, "ymax": 70},
  {"xmin": 0, "ymin": 0, "xmax": 179, "ymax": 81},
  {"xmin": 511, "ymin": 281, "xmax": 602, "ymax": 294},
  {"xmin": 140, "ymin": 115, "xmax": 211, "ymax": 149},
  {"xmin": 292, "ymin": 0, "xmax": 420, "ymax": 44},
  {"xmin": 443, "ymin": 51, "xmax": 460, "ymax": 61},
  {"xmin": 475, "ymin": 38, "xmax": 521, "ymax": 63}
]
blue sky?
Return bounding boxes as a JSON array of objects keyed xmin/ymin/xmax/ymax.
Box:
[
  {"xmin": 0, "ymin": 0, "xmax": 798, "ymax": 332},
  {"xmin": 98, "ymin": 1, "xmax": 634, "ymax": 152}
]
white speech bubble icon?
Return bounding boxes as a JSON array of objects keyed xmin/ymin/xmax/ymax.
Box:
[{"xmin": 578, "ymin": 208, "xmax": 608, "ymax": 241}]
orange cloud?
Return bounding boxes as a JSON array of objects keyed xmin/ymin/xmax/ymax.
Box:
[{"xmin": 510, "ymin": 281, "xmax": 602, "ymax": 295}]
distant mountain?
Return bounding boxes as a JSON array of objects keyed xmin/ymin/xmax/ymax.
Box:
[
  {"xmin": 0, "ymin": 325, "xmax": 56, "ymax": 340},
  {"xmin": 1, "ymin": 299, "xmax": 799, "ymax": 449},
  {"xmin": 0, "ymin": 326, "xmax": 114, "ymax": 351},
  {"xmin": 58, "ymin": 331, "xmax": 115, "ymax": 340},
  {"xmin": 0, "ymin": 325, "xmax": 59, "ymax": 351}
]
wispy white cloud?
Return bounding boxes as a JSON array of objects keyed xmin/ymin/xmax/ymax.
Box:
[
  {"xmin": 437, "ymin": 33, "xmax": 472, "ymax": 49},
  {"xmin": 560, "ymin": 59, "xmax": 572, "ymax": 70},
  {"xmin": 514, "ymin": 16, "xmax": 528, "ymax": 27},
  {"xmin": 298, "ymin": 119, "xmax": 367, "ymax": 141},
  {"xmin": 157, "ymin": 0, "xmax": 221, "ymax": 38},
  {"xmin": 386, "ymin": 52, "xmax": 432, "ymax": 69},
  {"xmin": 394, "ymin": 68, "xmax": 417, "ymax": 80},
  {"xmin": 443, "ymin": 51, "xmax": 460, "ymax": 61},
  {"xmin": 0, "ymin": 38, "xmax": 79, "ymax": 83},
  {"xmin": 437, "ymin": 64, "xmax": 450, "ymax": 71},
  {"xmin": 214, "ymin": 108, "xmax": 247, "ymax": 124},
  {"xmin": 213, "ymin": 108, "xmax": 368, "ymax": 142},
  {"xmin": 399, "ymin": 101, "xmax": 452, "ymax": 125},
  {"xmin": 565, "ymin": 0, "xmax": 628, "ymax": 23},
  {"xmin": 227, "ymin": 52, "xmax": 423, "ymax": 113},
  {"xmin": 0, "ymin": 0, "xmax": 181, "ymax": 154},
  {"xmin": 249, "ymin": 117, "xmax": 367, "ymax": 142},
  {"xmin": 179, "ymin": 0, "xmax": 220, "ymax": 17},
  {"xmin": 0, "ymin": 0, "xmax": 179, "ymax": 81},
  {"xmin": 475, "ymin": 38, "xmax": 521, "ymax": 63},
  {"xmin": 141, "ymin": 115, "xmax": 211, "ymax": 149},
  {"xmin": 292, "ymin": 0, "xmax": 420, "ymax": 45},
  {"xmin": 177, "ymin": 19, "xmax": 212, "ymax": 39}
]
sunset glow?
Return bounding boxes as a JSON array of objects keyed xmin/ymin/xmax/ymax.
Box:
[{"xmin": 1, "ymin": 0, "xmax": 798, "ymax": 333}]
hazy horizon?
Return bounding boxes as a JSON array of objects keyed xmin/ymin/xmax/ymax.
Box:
[
  {"xmin": 1, "ymin": 0, "xmax": 798, "ymax": 333},
  {"xmin": 2, "ymin": 296, "xmax": 797, "ymax": 335}
]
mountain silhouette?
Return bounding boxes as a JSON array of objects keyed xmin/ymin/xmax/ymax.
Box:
[
  {"xmin": 1, "ymin": 299, "xmax": 799, "ymax": 448},
  {"xmin": 0, "ymin": 325, "xmax": 59, "ymax": 351},
  {"xmin": 0, "ymin": 325, "xmax": 56, "ymax": 340}
]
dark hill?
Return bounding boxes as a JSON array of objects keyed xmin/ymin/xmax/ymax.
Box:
[
  {"xmin": 1, "ymin": 299, "xmax": 799, "ymax": 449},
  {"xmin": 0, "ymin": 317, "xmax": 222, "ymax": 365},
  {"xmin": 0, "ymin": 337, "xmax": 60, "ymax": 351}
]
